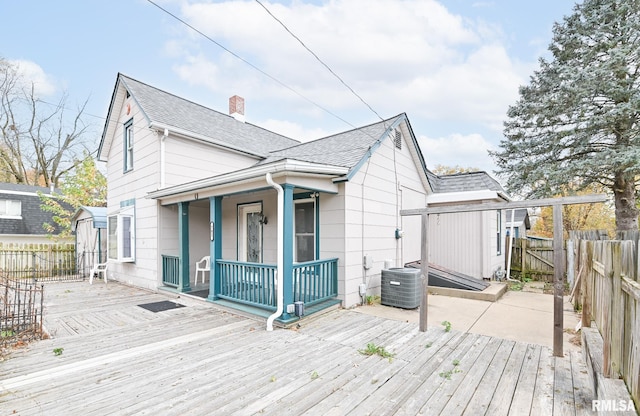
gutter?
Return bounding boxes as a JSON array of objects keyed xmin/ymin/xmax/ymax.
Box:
[
  {"xmin": 146, "ymin": 159, "xmax": 348, "ymax": 200},
  {"xmin": 265, "ymin": 172, "xmax": 283, "ymax": 331}
]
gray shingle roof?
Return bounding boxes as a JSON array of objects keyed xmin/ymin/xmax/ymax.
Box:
[
  {"xmin": 120, "ymin": 75, "xmax": 300, "ymax": 157},
  {"xmin": 258, "ymin": 115, "xmax": 405, "ymax": 173},
  {"xmin": 428, "ymin": 171, "xmax": 506, "ymax": 194},
  {"xmin": 506, "ymin": 208, "xmax": 531, "ymax": 228},
  {"xmin": 0, "ymin": 183, "xmax": 68, "ymax": 235}
]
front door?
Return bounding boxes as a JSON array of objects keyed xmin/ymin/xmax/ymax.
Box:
[{"xmin": 238, "ymin": 203, "xmax": 262, "ymax": 262}]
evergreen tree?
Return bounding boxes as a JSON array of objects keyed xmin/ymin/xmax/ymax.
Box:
[{"xmin": 491, "ymin": 0, "xmax": 640, "ymax": 231}]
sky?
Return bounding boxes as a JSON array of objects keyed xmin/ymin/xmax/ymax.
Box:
[{"xmin": 1, "ymin": 0, "xmax": 579, "ymax": 179}]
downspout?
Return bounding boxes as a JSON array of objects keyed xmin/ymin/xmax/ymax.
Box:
[
  {"xmin": 160, "ymin": 128, "xmax": 168, "ymax": 188},
  {"xmin": 266, "ymin": 172, "xmax": 283, "ymax": 331},
  {"xmin": 506, "ymin": 209, "xmax": 517, "ymax": 281}
]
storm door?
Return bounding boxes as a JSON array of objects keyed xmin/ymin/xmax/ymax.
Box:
[{"xmin": 238, "ymin": 203, "xmax": 262, "ymax": 262}]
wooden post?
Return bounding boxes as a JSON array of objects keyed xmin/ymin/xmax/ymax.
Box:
[
  {"xmin": 521, "ymin": 238, "xmax": 527, "ymax": 277},
  {"xmin": 609, "ymin": 242, "xmax": 623, "ymax": 378},
  {"xmin": 553, "ymin": 203, "xmax": 564, "ymax": 357},
  {"xmin": 419, "ymin": 213, "xmax": 429, "ymax": 332},
  {"xmin": 581, "ymin": 240, "xmax": 592, "ymax": 328}
]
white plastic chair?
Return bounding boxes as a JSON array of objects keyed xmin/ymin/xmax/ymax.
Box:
[
  {"xmin": 194, "ymin": 256, "xmax": 210, "ymax": 284},
  {"xmin": 90, "ymin": 262, "xmax": 108, "ymax": 285}
]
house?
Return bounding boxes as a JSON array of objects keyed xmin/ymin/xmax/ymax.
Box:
[
  {"xmin": 71, "ymin": 206, "xmax": 107, "ymax": 272},
  {"xmin": 423, "ymin": 171, "xmax": 510, "ymax": 280},
  {"xmin": 0, "ymin": 183, "xmax": 73, "ymax": 246},
  {"xmin": 97, "ymin": 73, "xmax": 505, "ymax": 323},
  {"xmin": 505, "ymin": 208, "xmax": 531, "ymax": 239}
]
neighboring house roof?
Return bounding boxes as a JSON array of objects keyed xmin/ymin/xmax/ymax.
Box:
[
  {"xmin": 506, "ymin": 208, "xmax": 531, "ymax": 229},
  {"xmin": 99, "ymin": 74, "xmax": 300, "ymax": 160},
  {"xmin": 71, "ymin": 206, "xmax": 107, "ymax": 231},
  {"xmin": 0, "ymin": 183, "xmax": 66, "ymax": 235}
]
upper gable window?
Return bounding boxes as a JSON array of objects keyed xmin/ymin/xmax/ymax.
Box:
[
  {"xmin": 124, "ymin": 119, "xmax": 134, "ymax": 173},
  {"xmin": 0, "ymin": 200, "xmax": 21, "ymax": 218}
]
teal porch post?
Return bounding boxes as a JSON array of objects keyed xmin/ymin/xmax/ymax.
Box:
[
  {"xmin": 178, "ymin": 201, "xmax": 191, "ymax": 292},
  {"xmin": 281, "ymin": 184, "xmax": 294, "ymax": 320},
  {"xmin": 208, "ymin": 196, "xmax": 223, "ymax": 301}
]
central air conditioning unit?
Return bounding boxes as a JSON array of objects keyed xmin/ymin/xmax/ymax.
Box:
[{"xmin": 381, "ymin": 268, "xmax": 421, "ymax": 309}]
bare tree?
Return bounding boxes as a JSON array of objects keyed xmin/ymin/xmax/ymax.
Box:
[{"xmin": 0, "ymin": 59, "xmax": 91, "ymax": 187}]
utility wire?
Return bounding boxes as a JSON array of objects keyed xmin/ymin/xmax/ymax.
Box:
[
  {"xmin": 254, "ymin": 0, "xmax": 385, "ymax": 123},
  {"xmin": 145, "ymin": 0, "xmax": 357, "ymax": 130}
]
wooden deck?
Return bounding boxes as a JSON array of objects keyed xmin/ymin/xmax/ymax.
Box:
[{"xmin": 0, "ymin": 281, "xmax": 596, "ymax": 415}]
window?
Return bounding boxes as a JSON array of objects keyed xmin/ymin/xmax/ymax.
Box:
[
  {"xmin": 124, "ymin": 119, "xmax": 133, "ymax": 172},
  {"xmin": 108, "ymin": 205, "xmax": 135, "ymax": 262},
  {"xmin": 294, "ymin": 200, "xmax": 315, "ymax": 262},
  {"xmin": 0, "ymin": 200, "xmax": 21, "ymax": 218},
  {"xmin": 496, "ymin": 210, "xmax": 502, "ymax": 255}
]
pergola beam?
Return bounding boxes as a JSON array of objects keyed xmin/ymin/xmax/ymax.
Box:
[{"xmin": 401, "ymin": 193, "xmax": 607, "ymax": 357}]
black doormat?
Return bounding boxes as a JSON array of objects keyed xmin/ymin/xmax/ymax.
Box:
[{"xmin": 138, "ymin": 300, "xmax": 186, "ymax": 313}]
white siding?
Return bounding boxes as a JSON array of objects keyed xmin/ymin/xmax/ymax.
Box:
[
  {"xmin": 163, "ymin": 137, "xmax": 258, "ymax": 187},
  {"xmin": 104, "ymin": 94, "xmax": 161, "ymax": 290},
  {"xmin": 428, "ymin": 209, "xmax": 506, "ymax": 279},
  {"xmin": 341, "ymin": 126, "xmax": 427, "ymax": 308}
]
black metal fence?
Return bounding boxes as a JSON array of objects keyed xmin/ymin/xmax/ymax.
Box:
[{"xmin": 0, "ymin": 276, "xmax": 44, "ymax": 348}]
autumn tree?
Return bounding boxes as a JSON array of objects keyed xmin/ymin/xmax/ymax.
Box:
[
  {"xmin": 40, "ymin": 155, "xmax": 107, "ymax": 240},
  {"xmin": 0, "ymin": 58, "xmax": 92, "ymax": 187},
  {"xmin": 490, "ymin": 0, "xmax": 640, "ymax": 231},
  {"xmin": 529, "ymin": 186, "xmax": 616, "ymax": 238},
  {"xmin": 431, "ymin": 164, "xmax": 480, "ymax": 175}
]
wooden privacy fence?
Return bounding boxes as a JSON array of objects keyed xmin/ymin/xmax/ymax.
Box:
[
  {"xmin": 507, "ymin": 238, "xmax": 554, "ymax": 281},
  {"xmin": 0, "ymin": 243, "xmax": 82, "ymax": 282},
  {"xmin": 575, "ymin": 239, "xmax": 640, "ymax": 406}
]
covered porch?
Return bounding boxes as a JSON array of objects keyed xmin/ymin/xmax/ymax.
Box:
[{"xmin": 150, "ymin": 166, "xmax": 345, "ymax": 323}]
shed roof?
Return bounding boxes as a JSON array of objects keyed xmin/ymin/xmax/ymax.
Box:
[
  {"xmin": 71, "ymin": 206, "xmax": 107, "ymax": 230},
  {"xmin": 428, "ymin": 171, "xmax": 506, "ymax": 194}
]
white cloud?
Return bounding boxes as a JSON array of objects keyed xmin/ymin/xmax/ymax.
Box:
[
  {"xmin": 418, "ymin": 132, "xmax": 496, "ymax": 173},
  {"xmin": 259, "ymin": 119, "xmax": 330, "ymax": 142},
  {"xmin": 9, "ymin": 59, "xmax": 57, "ymax": 97},
  {"xmin": 167, "ymin": 0, "xmax": 526, "ymax": 127}
]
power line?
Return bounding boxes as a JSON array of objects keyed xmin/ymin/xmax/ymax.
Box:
[
  {"xmin": 145, "ymin": 0, "xmax": 357, "ymax": 130},
  {"xmin": 254, "ymin": 0, "xmax": 385, "ymax": 123}
]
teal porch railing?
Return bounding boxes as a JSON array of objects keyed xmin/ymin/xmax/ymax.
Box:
[
  {"xmin": 216, "ymin": 258, "xmax": 339, "ymax": 311},
  {"xmin": 293, "ymin": 258, "xmax": 338, "ymax": 307},
  {"xmin": 162, "ymin": 255, "xmax": 180, "ymax": 287},
  {"xmin": 217, "ymin": 260, "xmax": 277, "ymax": 309}
]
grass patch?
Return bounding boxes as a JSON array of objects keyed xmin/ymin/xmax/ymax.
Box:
[
  {"xmin": 441, "ymin": 321, "xmax": 452, "ymax": 332},
  {"xmin": 359, "ymin": 343, "xmax": 395, "ymax": 361}
]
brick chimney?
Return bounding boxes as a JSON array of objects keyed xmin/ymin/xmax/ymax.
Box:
[{"xmin": 229, "ymin": 95, "xmax": 245, "ymax": 122}]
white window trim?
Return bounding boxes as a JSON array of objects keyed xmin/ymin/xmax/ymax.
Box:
[
  {"xmin": 124, "ymin": 119, "xmax": 134, "ymax": 173},
  {"xmin": 108, "ymin": 206, "xmax": 135, "ymax": 262},
  {"xmin": 0, "ymin": 200, "xmax": 22, "ymax": 218}
]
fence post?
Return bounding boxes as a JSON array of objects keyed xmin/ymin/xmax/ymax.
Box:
[
  {"xmin": 581, "ymin": 241, "xmax": 592, "ymax": 328},
  {"xmin": 609, "ymin": 242, "xmax": 623, "ymax": 379},
  {"xmin": 31, "ymin": 252, "xmax": 36, "ymax": 281}
]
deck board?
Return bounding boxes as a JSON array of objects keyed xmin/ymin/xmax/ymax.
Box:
[{"xmin": 0, "ymin": 281, "xmax": 596, "ymax": 415}]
